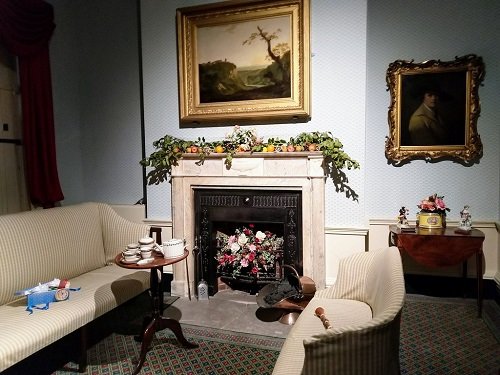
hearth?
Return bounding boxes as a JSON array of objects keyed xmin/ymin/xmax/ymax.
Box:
[{"xmin": 194, "ymin": 189, "xmax": 302, "ymax": 295}]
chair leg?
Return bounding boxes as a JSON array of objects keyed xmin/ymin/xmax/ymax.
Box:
[{"xmin": 78, "ymin": 326, "xmax": 88, "ymax": 372}]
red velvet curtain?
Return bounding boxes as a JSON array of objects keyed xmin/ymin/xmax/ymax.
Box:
[{"xmin": 0, "ymin": 0, "xmax": 64, "ymax": 208}]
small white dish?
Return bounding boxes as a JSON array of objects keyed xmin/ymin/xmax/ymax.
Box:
[
  {"xmin": 121, "ymin": 256, "xmax": 140, "ymax": 264},
  {"xmin": 127, "ymin": 243, "xmax": 140, "ymax": 249},
  {"xmin": 137, "ymin": 258, "xmax": 154, "ymax": 266},
  {"xmin": 139, "ymin": 237, "xmax": 154, "ymax": 245},
  {"xmin": 123, "ymin": 249, "xmax": 138, "ymax": 257}
]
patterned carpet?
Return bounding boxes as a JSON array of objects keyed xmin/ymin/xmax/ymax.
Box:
[
  {"xmin": 401, "ymin": 295, "xmax": 500, "ymax": 375},
  {"xmin": 51, "ymin": 294, "xmax": 500, "ymax": 375},
  {"xmin": 54, "ymin": 325, "xmax": 283, "ymax": 375}
]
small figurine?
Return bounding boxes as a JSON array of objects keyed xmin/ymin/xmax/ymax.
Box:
[
  {"xmin": 397, "ymin": 206, "xmax": 410, "ymax": 228},
  {"xmin": 458, "ymin": 205, "xmax": 472, "ymax": 230}
]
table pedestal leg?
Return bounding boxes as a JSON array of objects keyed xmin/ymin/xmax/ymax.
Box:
[
  {"xmin": 133, "ymin": 316, "xmax": 198, "ymax": 375},
  {"xmin": 132, "ymin": 265, "xmax": 198, "ymax": 374}
]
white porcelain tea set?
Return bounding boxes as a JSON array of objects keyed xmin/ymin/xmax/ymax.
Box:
[{"xmin": 121, "ymin": 237, "xmax": 186, "ymax": 265}]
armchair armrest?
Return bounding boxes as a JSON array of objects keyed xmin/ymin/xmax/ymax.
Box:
[{"xmin": 302, "ymin": 311, "xmax": 402, "ymax": 375}]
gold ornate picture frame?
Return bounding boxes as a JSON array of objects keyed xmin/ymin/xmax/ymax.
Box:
[
  {"xmin": 176, "ymin": 0, "xmax": 310, "ymax": 127},
  {"xmin": 385, "ymin": 54, "xmax": 484, "ymax": 165}
]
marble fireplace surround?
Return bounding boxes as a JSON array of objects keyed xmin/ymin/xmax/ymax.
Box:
[{"xmin": 169, "ymin": 152, "xmax": 326, "ymax": 297}]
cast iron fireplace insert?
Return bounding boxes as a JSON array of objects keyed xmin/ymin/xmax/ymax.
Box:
[{"xmin": 193, "ymin": 188, "xmax": 302, "ymax": 296}]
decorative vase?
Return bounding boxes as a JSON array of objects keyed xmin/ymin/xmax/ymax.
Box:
[{"xmin": 418, "ymin": 212, "xmax": 445, "ymax": 229}]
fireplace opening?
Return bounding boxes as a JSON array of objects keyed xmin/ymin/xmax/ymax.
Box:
[{"xmin": 194, "ymin": 189, "xmax": 302, "ymax": 296}]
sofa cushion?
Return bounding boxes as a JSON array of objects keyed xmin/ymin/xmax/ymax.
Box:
[
  {"xmin": 0, "ymin": 265, "xmax": 149, "ymax": 372},
  {"xmin": 0, "ymin": 203, "xmax": 107, "ymax": 306},
  {"xmin": 272, "ymin": 298, "xmax": 372, "ymax": 374}
]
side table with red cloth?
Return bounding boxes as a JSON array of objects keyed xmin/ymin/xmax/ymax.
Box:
[{"xmin": 389, "ymin": 225, "xmax": 485, "ymax": 317}]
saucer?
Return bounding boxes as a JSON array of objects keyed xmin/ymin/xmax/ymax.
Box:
[{"xmin": 121, "ymin": 256, "xmax": 140, "ymax": 264}]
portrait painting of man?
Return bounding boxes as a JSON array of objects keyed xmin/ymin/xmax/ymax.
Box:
[
  {"xmin": 400, "ymin": 72, "xmax": 466, "ymax": 147},
  {"xmin": 385, "ymin": 55, "xmax": 484, "ymax": 165}
]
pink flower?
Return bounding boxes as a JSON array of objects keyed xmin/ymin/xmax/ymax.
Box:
[
  {"xmin": 251, "ymin": 266, "xmax": 259, "ymax": 274},
  {"xmin": 240, "ymin": 258, "xmax": 249, "ymax": 267},
  {"xmin": 435, "ymin": 197, "xmax": 447, "ymax": 210},
  {"xmin": 417, "ymin": 193, "xmax": 450, "ymax": 214}
]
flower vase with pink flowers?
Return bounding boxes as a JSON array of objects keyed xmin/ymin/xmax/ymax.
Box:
[{"xmin": 417, "ymin": 193, "xmax": 450, "ymax": 229}]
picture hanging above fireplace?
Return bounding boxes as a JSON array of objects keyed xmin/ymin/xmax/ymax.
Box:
[{"xmin": 176, "ymin": 0, "xmax": 311, "ymax": 126}]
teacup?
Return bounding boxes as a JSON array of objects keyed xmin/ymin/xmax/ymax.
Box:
[
  {"xmin": 126, "ymin": 243, "xmax": 140, "ymax": 250},
  {"xmin": 123, "ymin": 249, "xmax": 138, "ymax": 257},
  {"xmin": 139, "ymin": 237, "xmax": 154, "ymax": 246},
  {"xmin": 140, "ymin": 249, "xmax": 153, "ymax": 259}
]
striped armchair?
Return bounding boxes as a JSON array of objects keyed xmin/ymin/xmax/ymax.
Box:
[{"xmin": 273, "ymin": 247, "xmax": 405, "ymax": 375}]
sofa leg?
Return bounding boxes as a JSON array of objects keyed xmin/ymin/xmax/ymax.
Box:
[{"xmin": 78, "ymin": 326, "xmax": 88, "ymax": 372}]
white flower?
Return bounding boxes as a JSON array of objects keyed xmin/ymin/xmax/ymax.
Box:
[
  {"xmin": 237, "ymin": 233, "xmax": 248, "ymax": 246},
  {"xmin": 255, "ymin": 231, "xmax": 266, "ymax": 241},
  {"xmin": 230, "ymin": 242, "xmax": 240, "ymax": 252}
]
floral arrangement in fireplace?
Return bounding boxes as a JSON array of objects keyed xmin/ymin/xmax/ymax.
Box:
[
  {"xmin": 215, "ymin": 224, "xmax": 284, "ymax": 278},
  {"xmin": 140, "ymin": 125, "xmax": 360, "ymax": 200},
  {"xmin": 417, "ymin": 193, "xmax": 450, "ymax": 216}
]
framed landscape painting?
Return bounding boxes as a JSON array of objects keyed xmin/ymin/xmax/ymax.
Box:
[
  {"xmin": 385, "ymin": 54, "xmax": 484, "ymax": 165},
  {"xmin": 176, "ymin": 0, "xmax": 310, "ymax": 127}
]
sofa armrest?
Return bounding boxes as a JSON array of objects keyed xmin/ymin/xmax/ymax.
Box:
[
  {"xmin": 302, "ymin": 312, "xmax": 402, "ymax": 375},
  {"xmin": 97, "ymin": 203, "xmax": 151, "ymax": 264}
]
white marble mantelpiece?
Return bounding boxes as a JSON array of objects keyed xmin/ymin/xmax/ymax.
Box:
[{"xmin": 169, "ymin": 152, "xmax": 326, "ymax": 297}]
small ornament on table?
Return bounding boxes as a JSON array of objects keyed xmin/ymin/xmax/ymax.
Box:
[
  {"xmin": 397, "ymin": 206, "xmax": 410, "ymax": 228},
  {"xmin": 456, "ymin": 205, "xmax": 472, "ymax": 234},
  {"xmin": 398, "ymin": 207, "xmax": 415, "ymax": 232}
]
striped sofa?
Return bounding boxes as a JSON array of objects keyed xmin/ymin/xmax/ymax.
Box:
[
  {"xmin": 0, "ymin": 202, "xmax": 151, "ymax": 373},
  {"xmin": 272, "ymin": 247, "xmax": 405, "ymax": 375}
]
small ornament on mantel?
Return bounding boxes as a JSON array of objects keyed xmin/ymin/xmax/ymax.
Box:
[{"xmin": 456, "ymin": 205, "xmax": 473, "ymax": 234}]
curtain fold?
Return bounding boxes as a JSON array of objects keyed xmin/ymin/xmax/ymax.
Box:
[{"xmin": 0, "ymin": 0, "xmax": 64, "ymax": 208}]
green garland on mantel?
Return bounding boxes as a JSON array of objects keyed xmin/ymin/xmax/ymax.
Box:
[{"xmin": 140, "ymin": 126, "xmax": 360, "ymax": 199}]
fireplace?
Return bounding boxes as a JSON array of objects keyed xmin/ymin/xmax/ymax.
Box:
[
  {"xmin": 194, "ymin": 189, "xmax": 302, "ymax": 295},
  {"xmin": 169, "ymin": 153, "xmax": 326, "ymax": 297}
]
